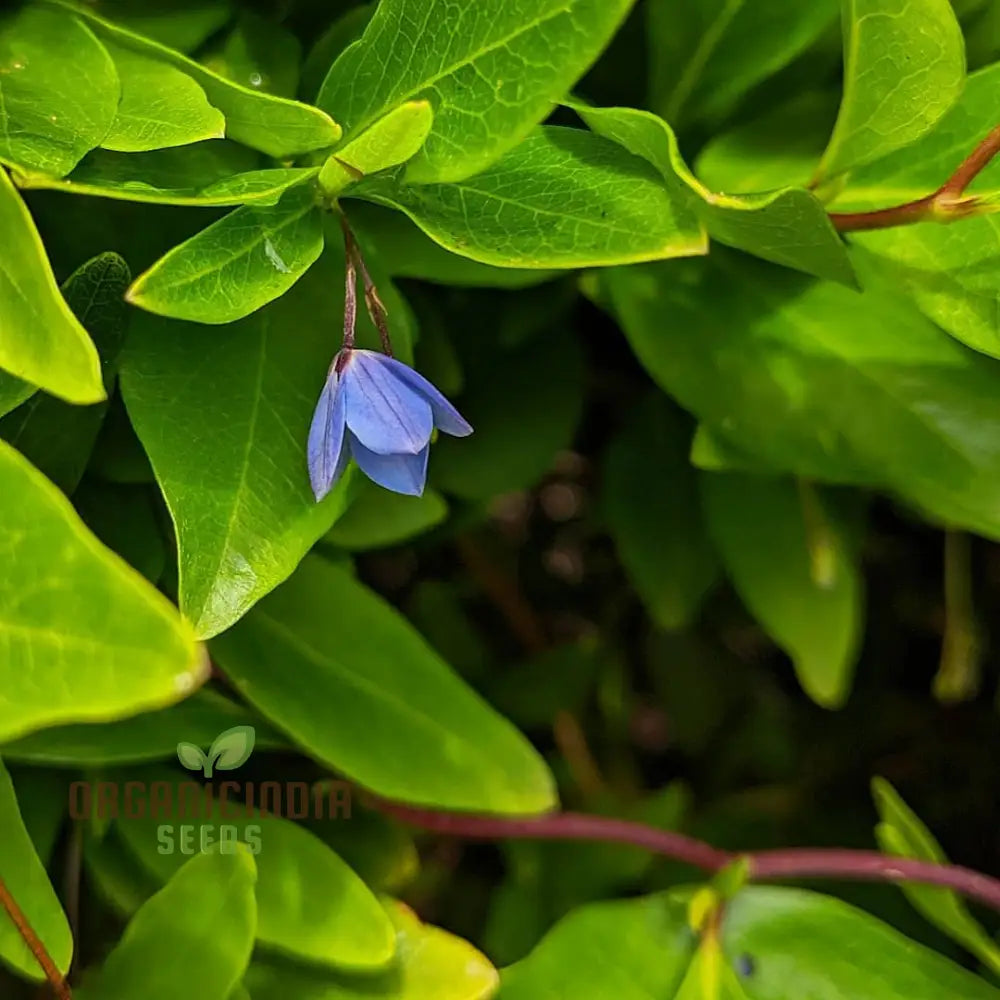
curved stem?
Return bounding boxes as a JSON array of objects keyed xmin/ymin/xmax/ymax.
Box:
[
  {"xmin": 376, "ymin": 801, "xmax": 1000, "ymax": 913},
  {"xmin": 0, "ymin": 875, "xmax": 71, "ymax": 999}
]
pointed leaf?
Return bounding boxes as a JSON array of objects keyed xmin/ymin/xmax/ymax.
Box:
[
  {"xmin": 0, "ymin": 6, "xmax": 119, "ymax": 175},
  {"xmin": 0, "ymin": 759, "xmax": 72, "ymax": 982},
  {"xmin": 318, "ymin": 0, "xmax": 635, "ymax": 184},
  {"xmin": 208, "ymin": 725, "xmax": 256, "ymax": 771},
  {"xmin": 79, "ymin": 848, "xmax": 257, "ymax": 1000},
  {"xmin": 100, "ymin": 40, "xmax": 225, "ymax": 151},
  {"xmin": 0, "ymin": 167, "xmax": 104, "ymax": 404},
  {"xmin": 120, "ymin": 251, "xmax": 370, "ymax": 638},
  {"xmin": 357, "ymin": 126, "xmax": 706, "ymax": 269},
  {"xmin": 68, "ymin": 2, "xmax": 341, "ymax": 157},
  {"xmin": 127, "ymin": 185, "xmax": 323, "ymax": 323},
  {"xmin": 0, "ymin": 438, "xmax": 207, "ymax": 742},
  {"xmin": 211, "ymin": 555, "xmax": 557, "ymax": 813},
  {"xmin": 816, "ymin": 0, "xmax": 966, "ymax": 180}
]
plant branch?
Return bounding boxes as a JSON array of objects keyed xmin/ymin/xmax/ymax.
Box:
[
  {"xmin": 0, "ymin": 876, "xmax": 71, "ymax": 999},
  {"xmin": 829, "ymin": 123, "xmax": 1000, "ymax": 232},
  {"xmin": 375, "ymin": 802, "xmax": 1000, "ymax": 913},
  {"xmin": 339, "ymin": 213, "xmax": 392, "ymax": 356}
]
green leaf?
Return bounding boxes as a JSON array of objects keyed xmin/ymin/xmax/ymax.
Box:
[
  {"xmin": 14, "ymin": 142, "xmax": 319, "ymax": 207},
  {"xmin": 431, "ymin": 327, "xmax": 583, "ymax": 499},
  {"xmin": 87, "ymin": 0, "xmax": 234, "ymax": 52},
  {"xmin": 244, "ymin": 899, "xmax": 498, "ymax": 1000},
  {"xmin": 63, "ymin": 1, "xmax": 341, "ymax": 157},
  {"xmin": 347, "ymin": 201, "xmax": 557, "ymax": 288},
  {"xmin": 815, "ymin": 0, "xmax": 966, "ymax": 181},
  {"xmin": 300, "ymin": 5, "xmax": 374, "ymax": 103},
  {"xmin": 208, "ymin": 725, "xmax": 256, "ymax": 771},
  {"xmin": 0, "ymin": 6, "xmax": 119, "ymax": 175},
  {"xmin": 0, "ymin": 439, "xmax": 207, "ymax": 742},
  {"xmin": 603, "ymin": 397, "xmax": 718, "ymax": 632},
  {"xmin": 317, "ymin": 0, "xmax": 635, "ymax": 184},
  {"xmin": 82, "ymin": 826, "xmax": 159, "ymax": 917},
  {"xmin": 100, "ymin": 40, "xmax": 225, "ymax": 151},
  {"xmin": 200, "ymin": 11, "xmax": 302, "ymax": 98},
  {"xmin": 115, "ymin": 769, "xmax": 396, "ymax": 970},
  {"xmin": 0, "ymin": 690, "xmax": 286, "ymax": 766},
  {"xmin": 720, "ymin": 886, "xmax": 1000, "ymax": 999},
  {"xmin": 605, "ymin": 251, "xmax": 1000, "ymax": 543},
  {"xmin": 212, "ymin": 555, "xmax": 557, "ymax": 813},
  {"xmin": 0, "ymin": 758, "xmax": 72, "ymax": 982},
  {"xmin": 646, "ymin": 0, "xmax": 837, "ymax": 127},
  {"xmin": 120, "ymin": 251, "xmax": 362, "ymax": 638},
  {"xmin": 319, "ymin": 100, "xmax": 434, "ymax": 196},
  {"xmin": 571, "ymin": 100, "xmax": 854, "ymax": 286},
  {"xmin": 126, "ymin": 185, "xmax": 323, "ymax": 323},
  {"xmin": 325, "ymin": 480, "xmax": 449, "ymax": 550},
  {"xmin": 0, "ymin": 167, "xmax": 104, "ymax": 404},
  {"xmin": 358, "ymin": 126, "xmax": 706, "ymax": 269},
  {"xmin": 0, "ymin": 252, "xmax": 130, "ymax": 494},
  {"xmin": 9, "ymin": 768, "xmax": 68, "ymax": 865},
  {"xmin": 498, "ymin": 892, "xmax": 695, "ymax": 1000},
  {"xmin": 79, "ymin": 848, "xmax": 257, "ymax": 1000},
  {"xmin": 701, "ymin": 474, "xmax": 863, "ymax": 708},
  {"xmin": 872, "ymin": 777, "xmax": 1000, "ymax": 975},
  {"xmin": 831, "ymin": 64, "xmax": 1000, "ymax": 357},
  {"xmin": 0, "ymin": 375, "xmax": 34, "ymax": 420}
]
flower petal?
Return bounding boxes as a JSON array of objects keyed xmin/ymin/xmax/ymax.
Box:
[
  {"xmin": 350, "ymin": 435, "xmax": 429, "ymax": 496},
  {"xmin": 374, "ymin": 355, "xmax": 473, "ymax": 437},
  {"xmin": 343, "ymin": 350, "xmax": 434, "ymax": 456},
  {"xmin": 307, "ymin": 374, "xmax": 349, "ymax": 501}
]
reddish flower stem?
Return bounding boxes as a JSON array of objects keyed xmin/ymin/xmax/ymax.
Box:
[
  {"xmin": 376, "ymin": 801, "xmax": 1000, "ymax": 913},
  {"xmin": 0, "ymin": 876, "xmax": 71, "ymax": 999},
  {"xmin": 829, "ymin": 122, "xmax": 1000, "ymax": 232}
]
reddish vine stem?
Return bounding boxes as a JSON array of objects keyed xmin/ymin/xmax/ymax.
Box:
[
  {"xmin": 0, "ymin": 876, "xmax": 71, "ymax": 999},
  {"xmin": 830, "ymin": 122, "xmax": 1000, "ymax": 232},
  {"xmin": 375, "ymin": 802, "xmax": 1000, "ymax": 913}
]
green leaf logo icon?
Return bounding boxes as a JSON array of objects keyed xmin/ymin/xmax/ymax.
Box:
[{"xmin": 176, "ymin": 726, "xmax": 256, "ymax": 778}]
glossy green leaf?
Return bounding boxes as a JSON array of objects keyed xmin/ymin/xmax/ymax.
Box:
[
  {"xmin": 115, "ymin": 769, "xmax": 396, "ymax": 970},
  {"xmin": 0, "ymin": 758, "xmax": 72, "ymax": 982},
  {"xmin": 63, "ymin": 1, "xmax": 341, "ymax": 157},
  {"xmin": 79, "ymin": 848, "xmax": 257, "ymax": 1000},
  {"xmin": 604, "ymin": 397, "xmax": 718, "ymax": 632},
  {"xmin": 815, "ymin": 0, "xmax": 966, "ymax": 181},
  {"xmin": 358, "ymin": 127, "xmax": 706, "ymax": 269},
  {"xmin": 318, "ymin": 0, "xmax": 634, "ymax": 184},
  {"xmin": 0, "ymin": 6, "xmax": 118, "ymax": 175},
  {"xmin": 720, "ymin": 886, "xmax": 1000, "ymax": 999},
  {"xmin": 832, "ymin": 64, "xmax": 1000, "ymax": 357},
  {"xmin": 325, "ymin": 480, "xmax": 449, "ymax": 550},
  {"xmin": 15, "ymin": 142, "xmax": 319, "ymax": 207},
  {"xmin": 201, "ymin": 11, "xmax": 302, "ymax": 98},
  {"xmin": 701, "ymin": 474, "xmax": 863, "ymax": 708},
  {"xmin": 0, "ymin": 690, "xmax": 286, "ymax": 766},
  {"xmin": 212, "ymin": 554, "xmax": 557, "ymax": 813},
  {"xmin": 431, "ymin": 327, "xmax": 583, "ymax": 499},
  {"xmin": 646, "ymin": 0, "xmax": 837, "ymax": 127},
  {"xmin": 498, "ymin": 891, "xmax": 695, "ymax": 1000},
  {"xmin": 0, "ymin": 375, "xmax": 34, "ymax": 420},
  {"xmin": 87, "ymin": 0, "xmax": 234, "ymax": 52},
  {"xmin": 347, "ymin": 201, "xmax": 557, "ymax": 288},
  {"xmin": 100, "ymin": 40, "xmax": 225, "ymax": 152},
  {"xmin": 120, "ymin": 251, "xmax": 363, "ymax": 638},
  {"xmin": 245, "ymin": 899, "xmax": 498, "ymax": 1000},
  {"xmin": 319, "ymin": 101, "xmax": 433, "ymax": 196},
  {"xmin": 0, "ymin": 252, "xmax": 130, "ymax": 494},
  {"xmin": 0, "ymin": 168, "xmax": 104, "ymax": 404},
  {"xmin": 0, "ymin": 439, "xmax": 207, "ymax": 742},
  {"xmin": 605, "ymin": 251, "xmax": 1000, "ymax": 543},
  {"xmin": 571, "ymin": 102, "xmax": 854, "ymax": 285},
  {"xmin": 127, "ymin": 185, "xmax": 323, "ymax": 323},
  {"xmin": 872, "ymin": 777, "xmax": 1000, "ymax": 975}
]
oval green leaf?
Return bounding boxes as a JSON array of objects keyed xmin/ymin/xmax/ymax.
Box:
[{"xmin": 211, "ymin": 554, "xmax": 557, "ymax": 813}]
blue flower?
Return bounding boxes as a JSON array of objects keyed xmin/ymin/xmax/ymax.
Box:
[{"xmin": 308, "ymin": 348, "xmax": 472, "ymax": 500}]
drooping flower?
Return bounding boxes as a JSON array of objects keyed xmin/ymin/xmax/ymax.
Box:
[{"xmin": 308, "ymin": 348, "xmax": 472, "ymax": 501}]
